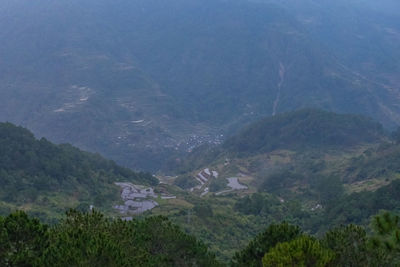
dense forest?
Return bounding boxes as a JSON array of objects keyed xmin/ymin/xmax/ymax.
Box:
[
  {"xmin": 171, "ymin": 109, "xmax": 385, "ymax": 173},
  {"xmin": 0, "ymin": 210, "xmax": 220, "ymax": 266},
  {"xmin": 1, "ymin": 210, "xmax": 400, "ymax": 266},
  {"xmin": 0, "ymin": 122, "xmax": 157, "ymax": 220},
  {"xmin": 223, "ymin": 109, "xmax": 384, "ymax": 156}
]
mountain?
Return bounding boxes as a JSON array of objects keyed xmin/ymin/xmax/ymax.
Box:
[
  {"xmin": 170, "ymin": 109, "xmax": 385, "ymax": 173},
  {"xmin": 223, "ymin": 109, "xmax": 384, "ymax": 155},
  {"xmin": 0, "ymin": 122, "xmax": 157, "ymax": 220},
  {"xmin": 150, "ymin": 110, "xmax": 400, "ymax": 260},
  {"xmin": 0, "ymin": 0, "xmax": 399, "ymax": 171},
  {"xmin": 1, "ymin": 113, "xmax": 399, "ymax": 262}
]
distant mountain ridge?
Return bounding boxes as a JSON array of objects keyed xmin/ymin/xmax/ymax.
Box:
[{"xmin": 0, "ymin": 0, "xmax": 399, "ymax": 171}]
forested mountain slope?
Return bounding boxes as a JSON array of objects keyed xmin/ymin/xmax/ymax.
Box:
[
  {"xmin": 0, "ymin": 122, "xmax": 157, "ymax": 220},
  {"xmin": 171, "ymin": 109, "xmax": 385, "ymax": 172},
  {"xmin": 224, "ymin": 109, "xmax": 384, "ymax": 155},
  {"xmin": 1, "ymin": 113, "xmax": 400, "ymax": 262},
  {"xmin": 146, "ymin": 110, "xmax": 400, "ymax": 260}
]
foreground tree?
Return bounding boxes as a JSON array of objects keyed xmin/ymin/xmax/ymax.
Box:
[
  {"xmin": 41, "ymin": 209, "xmax": 221, "ymax": 266},
  {"xmin": 262, "ymin": 235, "xmax": 334, "ymax": 267},
  {"xmin": 322, "ymin": 224, "xmax": 387, "ymax": 266},
  {"xmin": 1, "ymin": 210, "xmax": 221, "ymax": 266},
  {"xmin": 369, "ymin": 211, "xmax": 400, "ymax": 265},
  {"xmin": 40, "ymin": 209, "xmax": 129, "ymax": 266},
  {"xmin": 231, "ymin": 222, "xmax": 301, "ymax": 266},
  {"xmin": 0, "ymin": 211, "xmax": 48, "ymax": 266}
]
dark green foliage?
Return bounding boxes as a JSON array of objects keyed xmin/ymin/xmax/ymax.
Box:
[
  {"xmin": 209, "ymin": 178, "xmax": 228, "ymax": 192},
  {"xmin": 224, "ymin": 109, "xmax": 383, "ymax": 156},
  {"xmin": 233, "ymin": 212, "xmax": 400, "ymax": 267},
  {"xmin": 0, "ymin": 122, "xmax": 157, "ymax": 217},
  {"xmin": 126, "ymin": 216, "xmax": 220, "ymax": 266},
  {"xmin": 322, "ymin": 224, "xmax": 383, "ymax": 266},
  {"xmin": 231, "ymin": 222, "xmax": 301, "ymax": 266},
  {"xmin": 323, "ymin": 179, "xmax": 400, "ymax": 227},
  {"xmin": 0, "ymin": 211, "xmax": 48, "ymax": 266},
  {"xmin": 262, "ymin": 235, "xmax": 335, "ymax": 267},
  {"xmin": 344, "ymin": 143, "xmax": 400, "ymax": 182},
  {"xmin": 234, "ymin": 193, "xmax": 278, "ymax": 216},
  {"xmin": 0, "ymin": 210, "xmax": 221, "ymax": 266},
  {"xmin": 313, "ymin": 175, "xmax": 344, "ymax": 205},
  {"xmin": 41, "ymin": 210, "xmax": 128, "ymax": 266},
  {"xmin": 370, "ymin": 211, "xmax": 400, "ymax": 265},
  {"xmin": 0, "ymin": 122, "xmax": 157, "ymax": 187},
  {"xmin": 3, "ymin": 210, "xmax": 400, "ymax": 266},
  {"xmin": 260, "ymin": 170, "xmax": 306, "ymax": 193},
  {"xmin": 194, "ymin": 203, "xmax": 214, "ymax": 218},
  {"xmin": 173, "ymin": 175, "xmax": 200, "ymax": 190}
]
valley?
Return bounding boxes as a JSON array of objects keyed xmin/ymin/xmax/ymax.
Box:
[
  {"xmin": 100, "ymin": 109, "xmax": 400, "ymax": 260},
  {"xmin": 1, "ymin": 0, "xmax": 400, "ymax": 265},
  {"xmin": 2, "ymin": 109, "xmax": 400, "ymax": 262}
]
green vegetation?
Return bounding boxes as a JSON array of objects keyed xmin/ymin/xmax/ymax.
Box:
[
  {"xmin": 0, "ymin": 122, "xmax": 157, "ymax": 220},
  {"xmin": 173, "ymin": 175, "xmax": 200, "ymax": 190},
  {"xmin": 231, "ymin": 222, "xmax": 301, "ymax": 266},
  {"xmin": 234, "ymin": 193, "xmax": 280, "ymax": 216},
  {"xmin": 0, "ymin": 210, "xmax": 220, "ymax": 266},
  {"xmin": 322, "ymin": 224, "xmax": 382, "ymax": 266},
  {"xmin": 224, "ymin": 109, "xmax": 384, "ymax": 156},
  {"xmin": 262, "ymin": 236, "xmax": 335, "ymax": 267},
  {"xmin": 3, "ymin": 210, "xmax": 399, "ymax": 266},
  {"xmin": 322, "ymin": 179, "xmax": 400, "ymax": 228},
  {"xmin": 370, "ymin": 211, "xmax": 400, "ymax": 264},
  {"xmin": 1, "ymin": 111, "xmax": 400, "ymax": 265},
  {"xmin": 176, "ymin": 109, "xmax": 385, "ymax": 173},
  {"xmin": 209, "ymin": 178, "xmax": 228, "ymax": 193},
  {"xmin": 343, "ymin": 142, "xmax": 400, "ymax": 182},
  {"xmin": 0, "ymin": 211, "xmax": 48, "ymax": 266},
  {"xmin": 157, "ymin": 109, "xmax": 400, "ymax": 261},
  {"xmin": 232, "ymin": 213, "xmax": 400, "ymax": 267},
  {"xmin": 2, "ymin": 111, "xmax": 400, "ymax": 263}
]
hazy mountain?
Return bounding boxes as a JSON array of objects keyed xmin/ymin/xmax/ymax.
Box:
[
  {"xmin": 0, "ymin": 0, "xmax": 399, "ymax": 170},
  {"xmin": 170, "ymin": 109, "xmax": 386, "ymax": 173},
  {"xmin": 223, "ymin": 109, "xmax": 384, "ymax": 155}
]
